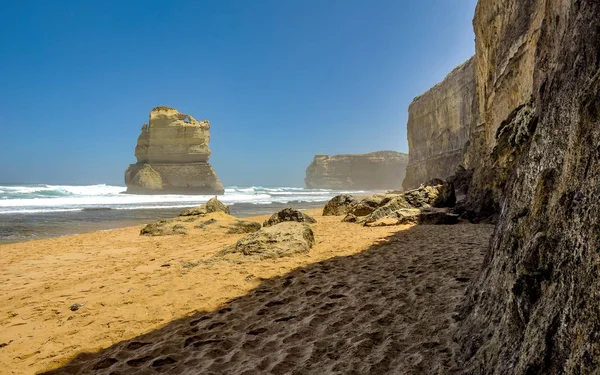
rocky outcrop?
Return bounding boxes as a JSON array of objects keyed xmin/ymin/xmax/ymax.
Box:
[
  {"xmin": 364, "ymin": 208, "xmax": 459, "ymax": 227},
  {"xmin": 338, "ymin": 183, "xmax": 457, "ymax": 226},
  {"xmin": 179, "ymin": 197, "xmax": 230, "ymax": 217},
  {"xmin": 305, "ymin": 151, "xmax": 408, "ymax": 190},
  {"xmin": 404, "ymin": 181, "xmax": 456, "ymax": 208},
  {"xmin": 263, "ymin": 208, "xmax": 316, "ymax": 227},
  {"xmin": 225, "ymin": 220, "xmax": 262, "ymax": 234},
  {"xmin": 454, "ymin": 1, "xmax": 600, "ymax": 374},
  {"xmin": 140, "ymin": 220, "xmax": 187, "ymax": 236},
  {"xmin": 125, "ymin": 107, "xmax": 224, "ymax": 195},
  {"xmin": 322, "ymin": 194, "xmax": 358, "ymax": 216},
  {"xmin": 219, "ymin": 222, "xmax": 315, "ymax": 259},
  {"xmin": 403, "ymin": 58, "xmax": 477, "ymax": 190}
]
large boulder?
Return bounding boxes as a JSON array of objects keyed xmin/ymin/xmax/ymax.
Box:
[
  {"xmin": 222, "ymin": 222, "xmax": 314, "ymax": 259},
  {"xmin": 205, "ymin": 197, "xmax": 230, "ymax": 214},
  {"xmin": 403, "ymin": 182, "xmax": 456, "ymax": 208},
  {"xmin": 348, "ymin": 195, "xmax": 391, "ymax": 217},
  {"xmin": 263, "ymin": 208, "xmax": 316, "ymax": 227},
  {"xmin": 226, "ymin": 220, "xmax": 262, "ymax": 234},
  {"xmin": 140, "ymin": 220, "xmax": 187, "ymax": 236},
  {"xmin": 322, "ymin": 194, "xmax": 358, "ymax": 216},
  {"xmin": 179, "ymin": 197, "xmax": 229, "ymax": 216},
  {"xmin": 361, "ymin": 196, "xmax": 411, "ymax": 223}
]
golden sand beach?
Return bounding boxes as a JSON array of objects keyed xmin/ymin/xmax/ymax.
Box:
[{"xmin": 0, "ymin": 208, "xmax": 493, "ymax": 374}]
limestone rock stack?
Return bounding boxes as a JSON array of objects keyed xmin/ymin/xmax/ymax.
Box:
[
  {"xmin": 305, "ymin": 151, "xmax": 408, "ymax": 190},
  {"xmin": 125, "ymin": 107, "xmax": 224, "ymax": 194}
]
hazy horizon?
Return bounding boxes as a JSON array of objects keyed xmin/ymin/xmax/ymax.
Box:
[{"xmin": 0, "ymin": 0, "xmax": 476, "ymax": 187}]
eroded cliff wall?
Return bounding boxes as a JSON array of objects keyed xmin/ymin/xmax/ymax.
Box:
[
  {"xmin": 455, "ymin": 1, "xmax": 600, "ymax": 373},
  {"xmin": 403, "ymin": 57, "xmax": 477, "ymax": 190},
  {"xmin": 305, "ymin": 151, "xmax": 408, "ymax": 190},
  {"xmin": 125, "ymin": 107, "xmax": 224, "ymax": 195}
]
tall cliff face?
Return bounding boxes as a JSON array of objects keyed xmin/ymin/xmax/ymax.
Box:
[
  {"xmin": 455, "ymin": 1, "xmax": 600, "ymax": 373},
  {"xmin": 125, "ymin": 107, "xmax": 224, "ymax": 195},
  {"xmin": 305, "ymin": 151, "xmax": 408, "ymax": 190},
  {"xmin": 402, "ymin": 57, "xmax": 477, "ymax": 190}
]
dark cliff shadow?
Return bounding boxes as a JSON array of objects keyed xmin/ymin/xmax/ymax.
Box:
[{"xmin": 42, "ymin": 224, "xmax": 492, "ymax": 375}]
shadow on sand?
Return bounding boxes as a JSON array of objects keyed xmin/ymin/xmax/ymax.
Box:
[{"xmin": 42, "ymin": 224, "xmax": 492, "ymax": 375}]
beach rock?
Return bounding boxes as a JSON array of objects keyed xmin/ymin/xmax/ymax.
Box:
[
  {"xmin": 403, "ymin": 182, "xmax": 456, "ymax": 208},
  {"xmin": 361, "ymin": 196, "xmax": 411, "ymax": 223},
  {"xmin": 403, "ymin": 58, "xmax": 477, "ymax": 190},
  {"xmin": 364, "ymin": 208, "xmax": 458, "ymax": 227},
  {"xmin": 263, "ymin": 208, "xmax": 316, "ymax": 227},
  {"xmin": 224, "ymin": 222, "xmax": 314, "ymax": 258},
  {"xmin": 322, "ymin": 194, "xmax": 358, "ymax": 216},
  {"xmin": 140, "ymin": 220, "xmax": 187, "ymax": 236},
  {"xmin": 226, "ymin": 220, "xmax": 262, "ymax": 234},
  {"xmin": 125, "ymin": 107, "xmax": 224, "ymax": 195},
  {"xmin": 454, "ymin": 1, "xmax": 600, "ymax": 374},
  {"xmin": 179, "ymin": 206, "xmax": 207, "ymax": 217},
  {"xmin": 179, "ymin": 197, "xmax": 229, "ymax": 216},
  {"xmin": 305, "ymin": 151, "xmax": 408, "ymax": 190},
  {"xmin": 348, "ymin": 195, "xmax": 389, "ymax": 217},
  {"xmin": 342, "ymin": 214, "xmax": 358, "ymax": 223},
  {"xmin": 205, "ymin": 197, "xmax": 230, "ymax": 214},
  {"xmin": 415, "ymin": 209, "xmax": 459, "ymax": 225}
]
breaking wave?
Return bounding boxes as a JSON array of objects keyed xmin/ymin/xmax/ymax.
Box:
[{"xmin": 0, "ymin": 184, "xmax": 367, "ymax": 214}]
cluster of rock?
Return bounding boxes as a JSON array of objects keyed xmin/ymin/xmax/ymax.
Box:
[
  {"xmin": 323, "ymin": 181, "xmax": 458, "ymax": 227},
  {"xmin": 220, "ymin": 208, "xmax": 317, "ymax": 259},
  {"xmin": 400, "ymin": 0, "xmax": 600, "ymax": 373},
  {"xmin": 125, "ymin": 107, "xmax": 224, "ymax": 195},
  {"xmin": 139, "ymin": 197, "xmax": 236, "ymax": 236},
  {"xmin": 140, "ymin": 197, "xmax": 318, "ymax": 261},
  {"xmin": 305, "ymin": 151, "xmax": 408, "ymax": 190}
]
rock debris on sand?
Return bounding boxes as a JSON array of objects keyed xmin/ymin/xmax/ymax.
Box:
[{"xmin": 1, "ymin": 208, "xmax": 492, "ymax": 374}]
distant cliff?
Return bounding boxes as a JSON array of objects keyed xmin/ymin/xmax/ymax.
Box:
[
  {"xmin": 305, "ymin": 151, "xmax": 408, "ymax": 190},
  {"xmin": 125, "ymin": 107, "xmax": 224, "ymax": 195},
  {"xmin": 402, "ymin": 57, "xmax": 477, "ymax": 190}
]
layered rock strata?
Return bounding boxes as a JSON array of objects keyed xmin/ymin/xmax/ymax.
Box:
[
  {"xmin": 402, "ymin": 58, "xmax": 477, "ymax": 189},
  {"xmin": 454, "ymin": 0, "xmax": 600, "ymax": 374},
  {"xmin": 305, "ymin": 151, "xmax": 408, "ymax": 190},
  {"xmin": 125, "ymin": 107, "xmax": 224, "ymax": 194}
]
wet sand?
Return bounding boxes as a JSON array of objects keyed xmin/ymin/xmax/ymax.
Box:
[{"xmin": 0, "ymin": 208, "xmax": 493, "ymax": 374}]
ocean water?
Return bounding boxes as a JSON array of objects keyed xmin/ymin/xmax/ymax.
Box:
[{"xmin": 0, "ymin": 184, "xmax": 367, "ymax": 244}]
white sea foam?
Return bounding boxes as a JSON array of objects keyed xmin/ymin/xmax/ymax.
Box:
[{"xmin": 0, "ymin": 184, "xmax": 369, "ymax": 214}]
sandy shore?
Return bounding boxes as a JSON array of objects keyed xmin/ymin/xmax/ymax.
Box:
[{"xmin": 0, "ymin": 207, "xmax": 493, "ymax": 374}]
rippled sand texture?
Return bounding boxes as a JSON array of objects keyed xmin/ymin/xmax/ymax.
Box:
[{"xmin": 0, "ymin": 209, "xmax": 492, "ymax": 374}]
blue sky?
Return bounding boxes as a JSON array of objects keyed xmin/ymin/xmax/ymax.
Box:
[{"xmin": 0, "ymin": 0, "xmax": 476, "ymax": 187}]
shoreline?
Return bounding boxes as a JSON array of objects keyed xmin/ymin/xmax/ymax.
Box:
[
  {"xmin": 0, "ymin": 201, "xmax": 330, "ymax": 245},
  {"xmin": 1, "ymin": 202, "xmax": 493, "ymax": 374}
]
